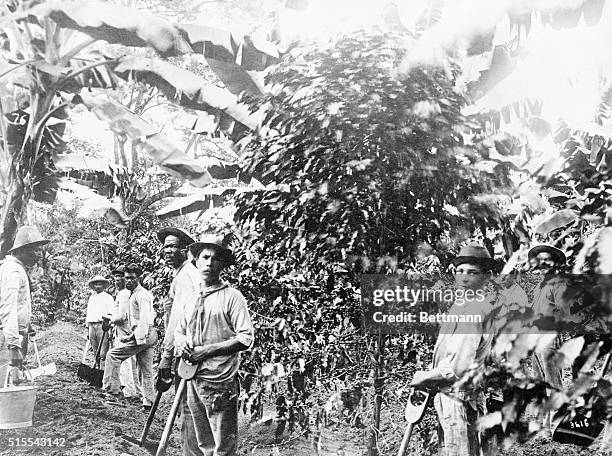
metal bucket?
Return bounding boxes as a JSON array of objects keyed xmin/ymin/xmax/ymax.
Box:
[{"xmin": 0, "ymin": 385, "xmax": 37, "ymax": 429}]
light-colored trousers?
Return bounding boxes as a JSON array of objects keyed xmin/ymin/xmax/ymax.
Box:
[
  {"xmin": 102, "ymin": 326, "xmax": 157, "ymax": 405},
  {"xmin": 434, "ymin": 392, "xmax": 484, "ymax": 456},
  {"xmin": 88, "ymin": 322, "xmax": 109, "ymax": 363},
  {"xmin": 183, "ymin": 376, "xmax": 240, "ymax": 456}
]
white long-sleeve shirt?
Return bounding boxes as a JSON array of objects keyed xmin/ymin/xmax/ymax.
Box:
[
  {"xmin": 85, "ymin": 291, "xmax": 114, "ymax": 323},
  {"xmin": 0, "ymin": 256, "xmax": 31, "ymax": 349},
  {"xmin": 128, "ymin": 285, "xmax": 155, "ymax": 344},
  {"xmin": 161, "ymin": 260, "xmax": 201, "ymax": 364}
]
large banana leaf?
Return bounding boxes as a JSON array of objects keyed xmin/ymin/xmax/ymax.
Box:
[
  {"xmin": 21, "ymin": 2, "xmax": 279, "ymax": 96},
  {"xmin": 113, "ymin": 56, "xmax": 261, "ymax": 131},
  {"xmin": 24, "ymin": 1, "xmax": 192, "ymax": 56},
  {"xmin": 77, "ymin": 90, "xmax": 213, "ymax": 187}
]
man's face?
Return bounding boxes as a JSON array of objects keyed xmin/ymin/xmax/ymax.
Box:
[
  {"xmin": 124, "ymin": 272, "xmax": 139, "ymax": 291},
  {"xmin": 536, "ymin": 252, "xmax": 557, "ymax": 274},
  {"xmin": 17, "ymin": 245, "xmax": 42, "ymax": 266},
  {"xmin": 113, "ymin": 274, "xmax": 125, "ymax": 290},
  {"xmin": 455, "ymin": 263, "xmax": 487, "ymax": 291},
  {"xmin": 163, "ymin": 235, "xmax": 185, "ymax": 268},
  {"xmin": 196, "ymin": 247, "xmax": 224, "ymax": 284},
  {"xmin": 92, "ymin": 282, "xmax": 106, "ymax": 293}
]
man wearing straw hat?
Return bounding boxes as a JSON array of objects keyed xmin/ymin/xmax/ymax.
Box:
[
  {"xmin": 411, "ymin": 244, "xmax": 496, "ymax": 456},
  {"xmin": 0, "ymin": 225, "xmax": 49, "ymax": 386},
  {"xmin": 174, "ymin": 234, "xmax": 254, "ymax": 456},
  {"xmin": 85, "ymin": 275, "xmax": 114, "ymax": 364}
]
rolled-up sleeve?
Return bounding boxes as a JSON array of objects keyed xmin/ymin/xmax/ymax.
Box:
[
  {"xmin": 0, "ymin": 270, "xmax": 21, "ymax": 349},
  {"xmin": 229, "ymin": 293, "xmax": 254, "ymax": 348}
]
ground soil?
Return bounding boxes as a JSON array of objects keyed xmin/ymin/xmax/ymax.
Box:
[{"xmin": 0, "ymin": 322, "xmax": 609, "ymax": 455}]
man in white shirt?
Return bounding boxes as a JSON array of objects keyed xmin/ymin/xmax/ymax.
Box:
[
  {"xmin": 102, "ymin": 263, "xmax": 158, "ymax": 411},
  {"xmin": 155, "ymin": 227, "xmax": 200, "ymax": 381},
  {"xmin": 85, "ymin": 275, "xmax": 114, "ymax": 363},
  {"xmin": 0, "ymin": 225, "xmax": 49, "ymax": 386},
  {"xmin": 110, "ymin": 265, "xmax": 139, "ymax": 399}
]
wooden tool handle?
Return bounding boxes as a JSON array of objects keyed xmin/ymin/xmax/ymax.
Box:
[
  {"xmin": 396, "ymin": 423, "xmax": 414, "ymax": 456},
  {"xmin": 155, "ymin": 378, "xmax": 186, "ymax": 456},
  {"xmin": 140, "ymin": 389, "xmax": 163, "ymax": 444}
]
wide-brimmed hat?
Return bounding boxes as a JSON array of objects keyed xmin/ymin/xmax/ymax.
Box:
[
  {"xmin": 452, "ymin": 244, "xmax": 493, "ymax": 270},
  {"xmin": 528, "ymin": 244, "xmax": 566, "ymax": 265},
  {"xmin": 189, "ymin": 234, "xmax": 235, "ymax": 266},
  {"xmin": 88, "ymin": 275, "xmax": 110, "ymax": 288},
  {"xmin": 156, "ymin": 227, "xmax": 195, "ymax": 248},
  {"xmin": 9, "ymin": 225, "xmax": 49, "ymax": 252}
]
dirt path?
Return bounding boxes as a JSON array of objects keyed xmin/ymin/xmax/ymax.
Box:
[
  {"xmin": 0, "ymin": 322, "xmax": 365, "ymax": 456},
  {"xmin": 0, "ymin": 322, "xmax": 609, "ymax": 455}
]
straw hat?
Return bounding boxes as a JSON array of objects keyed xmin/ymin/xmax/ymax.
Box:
[
  {"xmin": 9, "ymin": 225, "xmax": 49, "ymax": 252},
  {"xmin": 452, "ymin": 244, "xmax": 493, "ymax": 270},
  {"xmin": 156, "ymin": 227, "xmax": 195, "ymax": 247},
  {"xmin": 88, "ymin": 275, "xmax": 110, "ymax": 289},
  {"xmin": 528, "ymin": 244, "xmax": 566, "ymax": 265},
  {"xmin": 189, "ymin": 234, "xmax": 235, "ymax": 266}
]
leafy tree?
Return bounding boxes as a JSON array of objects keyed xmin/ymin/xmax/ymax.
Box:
[{"xmin": 232, "ymin": 31, "xmax": 514, "ymax": 453}]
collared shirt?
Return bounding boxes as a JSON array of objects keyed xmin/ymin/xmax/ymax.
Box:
[
  {"xmin": 175, "ymin": 283, "xmax": 254, "ymax": 384},
  {"xmin": 85, "ymin": 291, "xmax": 114, "ymax": 323},
  {"xmin": 500, "ymin": 283, "xmax": 528, "ymax": 311},
  {"xmin": 0, "ymin": 255, "xmax": 30, "ymax": 348},
  {"xmin": 112, "ymin": 289, "xmax": 132, "ymax": 343},
  {"xmin": 532, "ymin": 275, "xmax": 571, "ymax": 317},
  {"xmin": 128, "ymin": 285, "xmax": 155, "ymax": 344},
  {"xmin": 432, "ymin": 297, "xmax": 494, "ymax": 397},
  {"xmin": 161, "ymin": 260, "xmax": 201, "ymax": 363}
]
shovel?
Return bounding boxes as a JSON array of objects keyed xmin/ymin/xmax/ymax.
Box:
[
  {"xmin": 26, "ymin": 336, "xmax": 57, "ymax": 380},
  {"xmin": 77, "ymin": 329, "xmax": 108, "ymax": 387},
  {"xmin": 397, "ymin": 389, "xmax": 430, "ymax": 456}
]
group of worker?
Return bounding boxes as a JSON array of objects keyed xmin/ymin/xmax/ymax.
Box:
[
  {"xmin": 0, "ymin": 223, "xmax": 605, "ymax": 456},
  {"xmin": 0, "ymin": 224, "xmax": 253, "ymax": 456},
  {"xmin": 409, "ymin": 242, "xmax": 587, "ymax": 456}
]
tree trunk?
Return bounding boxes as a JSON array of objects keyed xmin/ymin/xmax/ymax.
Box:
[
  {"xmin": 0, "ymin": 179, "xmax": 24, "ymax": 259},
  {"xmin": 367, "ymin": 332, "xmax": 386, "ymax": 456}
]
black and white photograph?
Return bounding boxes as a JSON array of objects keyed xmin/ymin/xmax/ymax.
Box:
[{"xmin": 0, "ymin": 1, "xmax": 611, "ymax": 455}]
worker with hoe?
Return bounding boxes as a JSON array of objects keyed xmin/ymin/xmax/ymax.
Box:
[
  {"xmin": 411, "ymin": 244, "xmax": 496, "ymax": 456},
  {"xmin": 85, "ymin": 275, "xmax": 113, "ymax": 364},
  {"xmin": 102, "ymin": 263, "xmax": 157, "ymax": 411},
  {"xmin": 156, "ymin": 227, "xmax": 200, "ymax": 382},
  {"xmin": 155, "ymin": 227, "xmax": 201, "ymax": 442},
  {"xmin": 174, "ymin": 234, "xmax": 254, "ymax": 456},
  {"xmin": 0, "ymin": 226, "xmax": 49, "ymax": 386}
]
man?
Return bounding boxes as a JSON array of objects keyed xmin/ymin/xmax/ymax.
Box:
[
  {"xmin": 411, "ymin": 244, "xmax": 495, "ymax": 456},
  {"xmin": 175, "ymin": 235, "xmax": 254, "ymax": 456},
  {"xmin": 528, "ymin": 244, "xmax": 570, "ymax": 431},
  {"xmin": 103, "ymin": 263, "xmax": 157, "ymax": 411},
  {"xmin": 0, "ymin": 225, "xmax": 49, "ymax": 386},
  {"xmin": 110, "ymin": 265, "xmax": 139, "ymax": 399},
  {"xmin": 155, "ymin": 227, "xmax": 199, "ymax": 383},
  {"xmin": 85, "ymin": 275, "xmax": 113, "ymax": 363}
]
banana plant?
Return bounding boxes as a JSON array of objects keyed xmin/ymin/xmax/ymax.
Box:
[{"xmin": 0, "ymin": 0, "xmax": 281, "ymax": 255}]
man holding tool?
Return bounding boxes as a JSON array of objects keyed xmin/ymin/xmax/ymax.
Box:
[
  {"xmin": 103, "ymin": 263, "xmax": 157, "ymax": 411},
  {"xmin": 85, "ymin": 275, "xmax": 114, "ymax": 364},
  {"xmin": 173, "ymin": 234, "xmax": 254, "ymax": 456},
  {"xmin": 0, "ymin": 225, "xmax": 49, "ymax": 386},
  {"xmin": 411, "ymin": 244, "xmax": 496, "ymax": 456}
]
